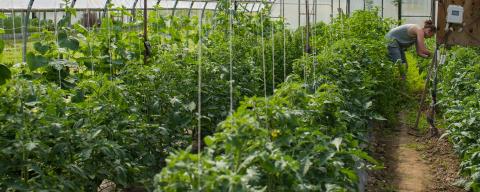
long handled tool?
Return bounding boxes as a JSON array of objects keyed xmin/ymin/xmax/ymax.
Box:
[{"xmin": 413, "ymin": 45, "xmax": 439, "ymax": 132}]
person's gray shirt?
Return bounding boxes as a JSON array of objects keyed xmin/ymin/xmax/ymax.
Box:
[{"xmin": 386, "ymin": 24, "xmax": 418, "ymax": 48}]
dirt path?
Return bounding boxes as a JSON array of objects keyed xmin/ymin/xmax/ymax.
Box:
[
  {"xmin": 390, "ymin": 112, "xmax": 432, "ymax": 191},
  {"xmin": 367, "ymin": 111, "xmax": 465, "ymax": 192}
]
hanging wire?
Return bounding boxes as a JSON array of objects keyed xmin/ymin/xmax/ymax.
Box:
[
  {"xmin": 271, "ymin": 16, "xmax": 275, "ymax": 92},
  {"xmin": 196, "ymin": 2, "xmax": 203, "ymax": 190},
  {"xmin": 282, "ymin": 0, "xmax": 286, "ymax": 81},
  {"xmin": 20, "ymin": 9, "xmax": 24, "ymax": 63},
  {"xmin": 87, "ymin": 0, "xmax": 95, "ymax": 74},
  {"xmin": 261, "ymin": 10, "xmax": 267, "ymax": 99},
  {"xmin": 11, "ymin": 0, "xmax": 17, "ymax": 64},
  {"xmin": 38, "ymin": 11, "xmax": 41, "ymax": 34},
  {"xmin": 312, "ymin": 0, "xmax": 317, "ymax": 91},
  {"xmin": 229, "ymin": 0, "xmax": 234, "ymax": 115},
  {"xmin": 301, "ymin": 20, "xmax": 306, "ymax": 85},
  {"xmin": 107, "ymin": 4, "xmax": 113, "ymax": 79},
  {"xmin": 260, "ymin": 7, "xmax": 269, "ymax": 131},
  {"xmin": 54, "ymin": 7, "xmax": 62, "ymax": 88}
]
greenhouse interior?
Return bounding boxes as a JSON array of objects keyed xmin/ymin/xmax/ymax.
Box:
[{"xmin": 0, "ymin": 0, "xmax": 479, "ymax": 191}]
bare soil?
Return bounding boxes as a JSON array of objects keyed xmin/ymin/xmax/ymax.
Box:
[{"xmin": 367, "ymin": 112, "xmax": 465, "ymax": 192}]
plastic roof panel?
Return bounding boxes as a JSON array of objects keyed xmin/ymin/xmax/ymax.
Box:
[
  {"xmin": 0, "ymin": 0, "xmax": 271, "ymax": 11},
  {"xmin": 74, "ymin": 0, "xmax": 108, "ymax": 9},
  {"xmin": 0, "ymin": 0, "xmax": 30, "ymax": 9}
]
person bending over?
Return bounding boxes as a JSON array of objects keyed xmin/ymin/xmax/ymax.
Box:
[{"xmin": 386, "ymin": 20, "xmax": 437, "ymax": 79}]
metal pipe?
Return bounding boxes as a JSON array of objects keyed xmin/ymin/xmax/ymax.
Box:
[
  {"xmin": 70, "ymin": 0, "xmax": 77, "ymax": 8},
  {"xmin": 305, "ymin": 0, "xmax": 310, "ymax": 53},
  {"xmin": 171, "ymin": 0, "xmax": 179, "ymax": 17},
  {"xmin": 188, "ymin": 1, "xmax": 195, "ymax": 17},
  {"xmin": 132, "ymin": 0, "xmax": 139, "ymax": 21},
  {"xmin": 23, "ymin": 0, "xmax": 35, "ymax": 62},
  {"xmin": 398, "ymin": 0, "xmax": 402, "ymax": 24},
  {"xmin": 298, "ymin": 0, "xmax": 301, "ymax": 27},
  {"xmin": 381, "ymin": 0, "xmax": 384, "ymax": 18},
  {"xmin": 201, "ymin": 2, "xmax": 208, "ymax": 23},
  {"xmin": 143, "ymin": 0, "xmax": 148, "ymax": 65},
  {"xmin": 103, "ymin": 0, "xmax": 112, "ymax": 18}
]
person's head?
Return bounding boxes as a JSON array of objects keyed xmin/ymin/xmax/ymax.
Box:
[{"xmin": 423, "ymin": 20, "xmax": 437, "ymax": 38}]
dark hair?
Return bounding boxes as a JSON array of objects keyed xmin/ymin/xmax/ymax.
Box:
[{"xmin": 424, "ymin": 20, "xmax": 437, "ymax": 32}]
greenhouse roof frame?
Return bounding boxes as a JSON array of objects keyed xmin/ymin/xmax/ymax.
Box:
[{"xmin": 0, "ymin": 0, "xmax": 274, "ymax": 12}]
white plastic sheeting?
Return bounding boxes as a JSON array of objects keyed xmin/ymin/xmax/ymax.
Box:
[{"xmin": 0, "ymin": 0, "xmax": 274, "ymax": 10}]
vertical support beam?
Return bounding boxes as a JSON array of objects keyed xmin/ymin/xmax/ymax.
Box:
[
  {"xmin": 71, "ymin": 0, "xmax": 77, "ymax": 7},
  {"xmin": 143, "ymin": 0, "xmax": 148, "ymax": 65},
  {"xmin": 103, "ymin": 0, "xmax": 112, "ymax": 18},
  {"xmin": 305, "ymin": 0, "xmax": 310, "ymax": 53},
  {"xmin": 398, "ymin": 0, "xmax": 402, "ymax": 24},
  {"xmin": 381, "ymin": 0, "xmax": 384, "ymax": 18},
  {"xmin": 346, "ymin": 0, "xmax": 350, "ymax": 15},
  {"xmin": 23, "ymin": 0, "xmax": 35, "ymax": 62},
  {"xmin": 431, "ymin": 0, "xmax": 436, "ymax": 25},
  {"xmin": 298, "ymin": 0, "xmax": 301, "ymax": 27},
  {"xmin": 337, "ymin": 0, "xmax": 340, "ymax": 15},
  {"xmin": 132, "ymin": 0, "xmax": 140, "ymax": 21},
  {"xmin": 171, "ymin": 0, "xmax": 179, "ymax": 17},
  {"xmin": 67, "ymin": 0, "xmax": 77, "ymax": 27},
  {"xmin": 201, "ymin": 2, "xmax": 208, "ymax": 20},
  {"xmin": 330, "ymin": 0, "xmax": 334, "ymax": 21},
  {"xmin": 188, "ymin": 1, "xmax": 195, "ymax": 17}
]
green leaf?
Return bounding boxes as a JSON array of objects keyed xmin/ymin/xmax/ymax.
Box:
[
  {"xmin": 204, "ymin": 136, "xmax": 215, "ymax": 146},
  {"xmin": 340, "ymin": 168, "xmax": 359, "ymax": 182},
  {"xmin": 33, "ymin": 42, "xmax": 50, "ymax": 55},
  {"xmin": 73, "ymin": 23, "xmax": 88, "ymax": 35},
  {"xmin": 0, "ymin": 64, "xmax": 11, "ymax": 85},
  {"xmin": 26, "ymin": 52, "xmax": 49, "ymax": 71},
  {"xmin": 59, "ymin": 37, "xmax": 80, "ymax": 51},
  {"xmin": 0, "ymin": 39, "xmax": 4, "ymax": 54}
]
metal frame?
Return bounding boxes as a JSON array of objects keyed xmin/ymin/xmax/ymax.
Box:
[
  {"xmin": 132, "ymin": 0, "xmax": 140, "ymax": 21},
  {"xmin": 22, "ymin": 0, "xmax": 35, "ymax": 62}
]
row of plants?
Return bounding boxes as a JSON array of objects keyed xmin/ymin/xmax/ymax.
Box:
[
  {"xmin": 0, "ymin": 3, "xmax": 305, "ymax": 190},
  {"xmin": 154, "ymin": 10, "xmax": 403, "ymax": 191},
  {"xmin": 439, "ymin": 47, "xmax": 480, "ymax": 191}
]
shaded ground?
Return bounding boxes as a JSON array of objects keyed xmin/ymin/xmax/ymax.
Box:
[{"xmin": 367, "ymin": 111, "xmax": 465, "ymax": 192}]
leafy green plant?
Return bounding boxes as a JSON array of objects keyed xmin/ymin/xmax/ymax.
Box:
[{"xmin": 439, "ymin": 47, "xmax": 480, "ymax": 191}]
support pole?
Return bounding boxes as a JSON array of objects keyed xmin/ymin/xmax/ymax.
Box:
[
  {"xmin": 381, "ymin": 0, "xmax": 384, "ymax": 18},
  {"xmin": 22, "ymin": 0, "xmax": 35, "ymax": 63},
  {"xmin": 305, "ymin": 0, "xmax": 310, "ymax": 53},
  {"xmin": 143, "ymin": 0, "xmax": 148, "ymax": 65},
  {"xmin": 171, "ymin": 0, "xmax": 179, "ymax": 17},
  {"xmin": 346, "ymin": 0, "xmax": 350, "ymax": 16},
  {"xmin": 188, "ymin": 1, "xmax": 195, "ymax": 17},
  {"xmin": 298, "ymin": 0, "xmax": 301, "ymax": 27},
  {"xmin": 414, "ymin": 45, "xmax": 439, "ymax": 131},
  {"xmin": 330, "ymin": 0, "xmax": 333, "ymax": 22},
  {"xmin": 398, "ymin": 0, "xmax": 402, "ymax": 24},
  {"xmin": 132, "ymin": 0, "xmax": 139, "ymax": 21},
  {"xmin": 103, "ymin": 0, "xmax": 112, "ymax": 18},
  {"xmin": 427, "ymin": 46, "xmax": 440, "ymax": 137},
  {"xmin": 431, "ymin": 0, "xmax": 436, "ymax": 24}
]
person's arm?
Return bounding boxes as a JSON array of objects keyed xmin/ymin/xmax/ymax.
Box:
[{"xmin": 415, "ymin": 28, "xmax": 431, "ymax": 58}]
